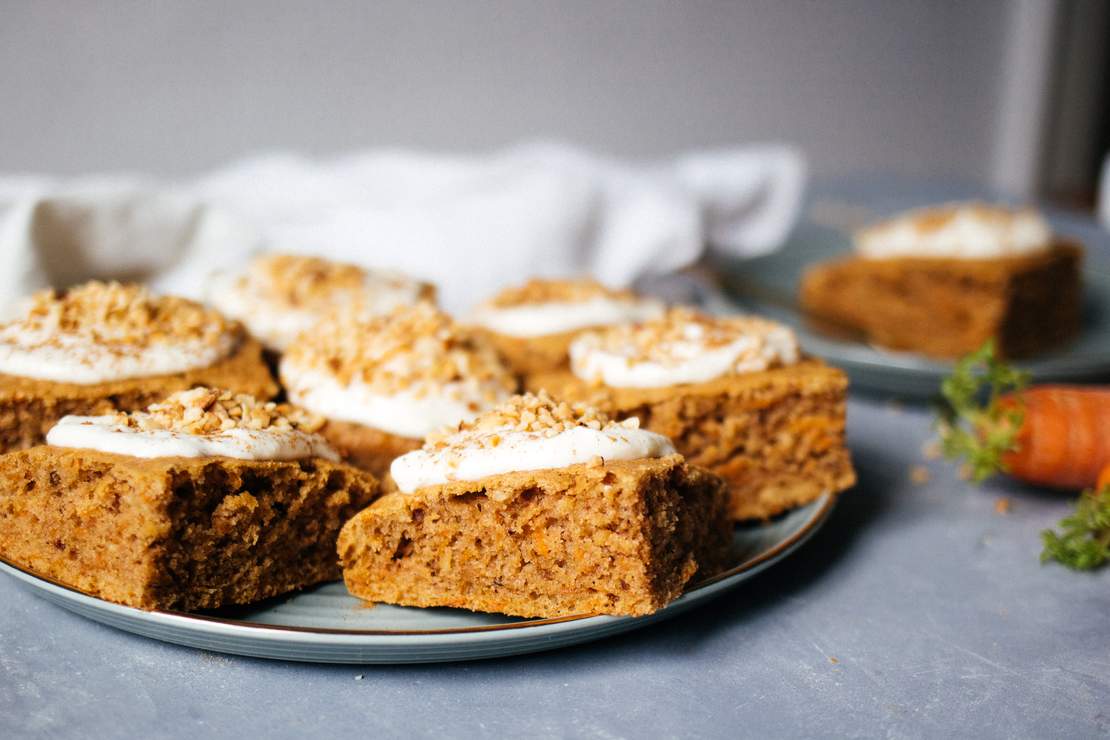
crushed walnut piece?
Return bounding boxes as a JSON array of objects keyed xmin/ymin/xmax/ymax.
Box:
[
  {"xmin": 283, "ymin": 302, "xmax": 515, "ymax": 396},
  {"xmin": 571, "ymin": 307, "xmax": 800, "ymax": 377},
  {"xmin": 483, "ymin": 278, "xmax": 641, "ymax": 309},
  {"xmin": 242, "ymin": 254, "xmax": 433, "ymax": 310},
  {"xmin": 112, "ymin": 387, "xmax": 325, "ymax": 436},
  {"xmin": 422, "ymin": 390, "xmax": 640, "ymax": 452},
  {"xmin": 5, "ymin": 281, "xmax": 236, "ymax": 349}
]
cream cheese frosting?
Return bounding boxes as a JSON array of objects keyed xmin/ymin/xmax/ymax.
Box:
[
  {"xmin": 280, "ymin": 303, "xmax": 516, "ymax": 439},
  {"xmin": 569, "ymin": 308, "xmax": 799, "ymax": 388},
  {"xmin": 469, "ymin": 278, "xmax": 664, "ymax": 338},
  {"xmin": 208, "ymin": 254, "xmax": 433, "ymax": 351},
  {"xmin": 390, "ymin": 391, "xmax": 675, "ymax": 493},
  {"xmin": 45, "ymin": 387, "xmax": 338, "ymax": 461},
  {"xmin": 855, "ymin": 203, "xmax": 1053, "ymax": 260},
  {"xmin": 0, "ymin": 281, "xmax": 239, "ymax": 384}
]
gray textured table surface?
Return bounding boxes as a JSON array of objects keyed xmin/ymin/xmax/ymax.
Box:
[{"xmin": 3, "ymin": 181, "xmax": 1110, "ymax": 739}]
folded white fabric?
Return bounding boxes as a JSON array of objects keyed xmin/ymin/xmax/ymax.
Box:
[{"xmin": 0, "ymin": 141, "xmax": 805, "ymax": 312}]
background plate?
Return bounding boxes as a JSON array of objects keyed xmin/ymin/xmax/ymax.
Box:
[
  {"xmin": 0, "ymin": 494, "xmax": 833, "ymax": 664},
  {"xmin": 711, "ymin": 210, "xmax": 1110, "ymax": 399}
]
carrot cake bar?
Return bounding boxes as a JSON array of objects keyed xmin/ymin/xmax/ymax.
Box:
[
  {"xmin": 468, "ymin": 278, "xmax": 664, "ymax": 378},
  {"xmin": 0, "ymin": 387, "xmax": 378, "ymax": 611},
  {"xmin": 280, "ymin": 302, "xmax": 517, "ymax": 480},
  {"xmin": 527, "ymin": 308, "xmax": 855, "ymax": 520},
  {"xmin": 207, "ymin": 253, "xmax": 435, "ymax": 353},
  {"xmin": 800, "ymin": 202, "xmax": 1082, "ymax": 358},
  {"xmin": 338, "ymin": 392, "xmax": 731, "ymax": 618},
  {"xmin": 0, "ymin": 281, "xmax": 277, "ymax": 453}
]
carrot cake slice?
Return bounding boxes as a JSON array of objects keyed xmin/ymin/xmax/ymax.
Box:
[
  {"xmin": 0, "ymin": 281, "xmax": 277, "ymax": 453},
  {"xmin": 800, "ymin": 202, "xmax": 1082, "ymax": 358},
  {"xmin": 280, "ymin": 302, "xmax": 517, "ymax": 481},
  {"xmin": 207, "ymin": 253, "xmax": 436, "ymax": 353},
  {"xmin": 527, "ymin": 308, "xmax": 855, "ymax": 520},
  {"xmin": 0, "ymin": 387, "xmax": 378, "ymax": 611},
  {"xmin": 468, "ymin": 278, "xmax": 664, "ymax": 378},
  {"xmin": 338, "ymin": 392, "xmax": 731, "ymax": 618}
]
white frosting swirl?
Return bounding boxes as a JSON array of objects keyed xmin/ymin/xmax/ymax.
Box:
[
  {"xmin": 0, "ymin": 327, "xmax": 238, "ymax": 384},
  {"xmin": 390, "ymin": 422, "xmax": 674, "ymax": 493},
  {"xmin": 46, "ymin": 415, "xmax": 338, "ymax": 461},
  {"xmin": 855, "ymin": 203, "xmax": 1052, "ymax": 260},
  {"xmin": 569, "ymin": 311, "xmax": 800, "ymax": 389},
  {"xmin": 280, "ymin": 363, "xmax": 511, "ymax": 439},
  {"xmin": 469, "ymin": 296, "xmax": 664, "ymax": 338},
  {"xmin": 208, "ymin": 266, "xmax": 429, "ymax": 351}
]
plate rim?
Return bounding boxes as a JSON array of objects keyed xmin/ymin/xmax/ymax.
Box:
[{"xmin": 0, "ymin": 494, "xmax": 836, "ymax": 641}]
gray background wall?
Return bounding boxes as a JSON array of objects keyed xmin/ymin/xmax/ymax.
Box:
[{"xmin": 0, "ymin": 1, "xmax": 1094, "ymax": 195}]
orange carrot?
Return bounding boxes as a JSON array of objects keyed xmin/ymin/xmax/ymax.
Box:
[
  {"xmin": 996, "ymin": 387, "xmax": 1110, "ymax": 489},
  {"xmin": 939, "ymin": 342, "xmax": 1110, "ymax": 489}
]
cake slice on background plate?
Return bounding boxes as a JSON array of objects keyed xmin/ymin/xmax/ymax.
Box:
[
  {"xmin": 338, "ymin": 392, "xmax": 731, "ymax": 618},
  {"xmin": 799, "ymin": 202, "xmax": 1082, "ymax": 359}
]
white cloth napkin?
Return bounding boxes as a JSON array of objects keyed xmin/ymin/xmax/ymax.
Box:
[{"xmin": 0, "ymin": 142, "xmax": 805, "ymax": 312}]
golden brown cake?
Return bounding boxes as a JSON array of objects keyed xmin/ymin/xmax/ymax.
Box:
[
  {"xmin": 208, "ymin": 253, "xmax": 436, "ymax": 353},
  {"xmin": 799, "ymin": 203, "xmax": 1082, "ymax": 359},
  {"xmin": 528, "ymin": 309, "xmax": 855, "ymax": 520},
  {"xmin": 468, "ymin": 278, "xmax": 664, "ymax": 378},
  {"xmin": 280, "ymin": 302, "xmax": 517, "ymax": 481},
  {"xmin": 0, "ymin": 388, "xmax": 378, "ymax": 611},
  {"xmin": 0, "ymin": 281, "xmax": 277, "ymax": 454},
  {"xmin": 338, "ymin": 393, "xmax": 731, "ymax": 618}
]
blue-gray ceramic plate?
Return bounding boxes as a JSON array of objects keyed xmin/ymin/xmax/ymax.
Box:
[
  {"xmin": 0, "ymin": 494, "xmax": 833, "ymax": 664},
  {"xmin": 711, "ymin": 210, "xmax": 1110, "ymax": 399}
]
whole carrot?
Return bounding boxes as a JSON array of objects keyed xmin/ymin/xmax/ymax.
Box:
[{"xmin": 938, "ymin": 341, "xmax": 1110, "ymax": 489}]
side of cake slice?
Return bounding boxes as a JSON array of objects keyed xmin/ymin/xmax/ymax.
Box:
[
  {"xmin": 338, "ymin": 392, "xmax": 731, "ymax": 618},
  {"xmin": 0, "ymin": 388, "xmax": 377, "ymax": 611}
]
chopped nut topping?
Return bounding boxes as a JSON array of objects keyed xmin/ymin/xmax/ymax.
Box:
[
  {"xmin": 241, "ymin": 254, "xmax": 433, "ymax": 310},
  {"xmin": 112, "ymin": 387, "xmax": 324, "ymax": 435},
  {"xmin": 283, "ymin": 302, "xmax": 515, "ymax": 395},
  {"xmin": 423, "ymin": 390, "xmax": 639, "ymax": 451},
  {"xmin": 483, "ymin": 278, "xmax": 640, "ymax": 309},
  {"xmin": 571, "ymin": 307, "xmax": 799, "ymax": 377},
  {"xmin": 6, "ymin": 281, "xmax": 236, "ymax": 349}
]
